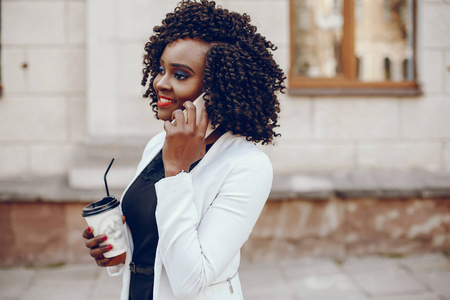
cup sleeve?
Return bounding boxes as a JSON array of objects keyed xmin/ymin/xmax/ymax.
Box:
[{"xmin": 107, "ymin": 263, "xmax": 125, "ymax": 276}]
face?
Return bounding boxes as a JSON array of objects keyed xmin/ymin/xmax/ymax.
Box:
[{"xmin": 153, "ymin": 38, "xmax": 210, "ymax": 121}]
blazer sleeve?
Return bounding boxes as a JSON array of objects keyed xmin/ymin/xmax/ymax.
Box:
[{"xmin": 154, "ymin": 151, "xmax": 272, "ymax": 298}]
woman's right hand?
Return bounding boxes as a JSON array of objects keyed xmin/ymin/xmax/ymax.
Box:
[{"xmin": 82, "ymin": 216, "xmax": 126, "ymax": 267}]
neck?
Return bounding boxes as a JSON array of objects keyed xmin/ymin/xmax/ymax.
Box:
[{"xmin": 205, "ymin": 126, "xmax": 226, "ymax": 145}]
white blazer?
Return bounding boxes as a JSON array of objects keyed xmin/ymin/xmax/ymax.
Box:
[{"xmin": 108, "ymin": 131, "xmax": 273, "ymax": 300}]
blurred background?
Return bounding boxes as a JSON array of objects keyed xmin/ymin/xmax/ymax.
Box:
[{"xmin": 1, "ymin": 0, "xmax": 450, "ymax": 299}]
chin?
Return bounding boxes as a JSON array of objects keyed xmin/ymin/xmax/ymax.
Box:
[{"xmin": 156, "ymin": 112, "xmax": 170, "ymax": 122}]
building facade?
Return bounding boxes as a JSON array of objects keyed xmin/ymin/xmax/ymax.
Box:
[{"xmin": 1, "ymin": 0, "xmax": 450, "ymax": 265}]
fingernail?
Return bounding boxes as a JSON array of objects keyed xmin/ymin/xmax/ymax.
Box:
[
  {"xmin": 101, "ymin": 235, "xmax": 107, "ymax": 241},
  {"xmin": 86, "ymin": 227, "xmax": 92, "ymax": 233},
  {"xmin": 106, "ymin": 244, "xmax": 113, "ymax": 250}
]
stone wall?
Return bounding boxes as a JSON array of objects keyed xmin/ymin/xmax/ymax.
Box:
[
  {"xmin": 1, "ymin": 0, "xmax": 450, "ymax": 181},
  {"xmin": 1, "ymin": 0, "xmax": 87, "ymax": 179},
  {"xmin": 1, "ymin": 0, "xmax": 450, "ymax": 268},
  {"xmin": 1, "ymin": 198, "xmax": 449, "ymax": 267},
  {"xmin": 244, "ymin": 198, "xmax": 450, "ymax": 261},
  {"xmin": 0, "ymin": 202, "xmax": 87, "ymax": 266}
]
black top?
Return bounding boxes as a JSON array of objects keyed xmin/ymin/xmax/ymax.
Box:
[
  {"xmin": 121, "ymin": 150, "xmax": 164, "ymax": 266},
  {"xmin": 121, "ymin": 149, "xmax": 164, "ymax": 300},
  {"xmin": 122, "ymin": 144, "xmax": 214, "ymax": 265},
  {"xmin": 121, "ymin": 145, "xmax": 213, "ymax": 300}
]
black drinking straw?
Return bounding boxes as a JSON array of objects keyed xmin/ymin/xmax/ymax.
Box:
[{"xmin": 104, "ymin": 158, "xmax": 115, "ymax": 197}]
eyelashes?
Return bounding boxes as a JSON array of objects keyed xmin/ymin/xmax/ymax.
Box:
[
  {"xmin": 158, "ymin": 66, "xmax": 190, "ymax": 80},
  {"xmin": 174, "ymin": 71, "xmax": 189, "ymax": 80}
]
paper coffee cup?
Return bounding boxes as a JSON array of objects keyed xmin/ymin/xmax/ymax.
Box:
[{"xmin": 82, "ymin": 196, "xmax": 128, "ymax": 258}]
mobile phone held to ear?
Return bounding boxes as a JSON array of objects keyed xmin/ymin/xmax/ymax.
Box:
[
  {"xmin": 175, "ymin": 93, "xmax": 215, "ymax": 138},
  {"xmin": 190, "ymin": 93, "xmax": 215, "ymax": 138}
]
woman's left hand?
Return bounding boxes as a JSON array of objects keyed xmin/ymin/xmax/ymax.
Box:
[{"xmin": 162, "ymin": 101, "xmax": 209, "ymax": 177}]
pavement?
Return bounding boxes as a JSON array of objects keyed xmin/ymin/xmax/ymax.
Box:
[{"xmin": 1, "ymin": 253, "xmax": 450, "ymax": 300}]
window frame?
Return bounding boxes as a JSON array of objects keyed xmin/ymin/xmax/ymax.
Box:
[{"xmin": 288, "ymin": 0, "xmax": 421, "ymax": 96}]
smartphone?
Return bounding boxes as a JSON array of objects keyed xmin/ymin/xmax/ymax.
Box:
[{"xmin": 176, "ymin": 93, "xmax": 215, "ymax": 138}]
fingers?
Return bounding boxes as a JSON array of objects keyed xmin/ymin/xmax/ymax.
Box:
[
  {"xmin": 82, "ymin": 220, "xmax": 125, "ymax": 267},
  {"xmin": 163, "ymin": 120, "xmax": 172, "ymax": 133},
  {"xmin": 89, "ymin": 244, "xmax": 113, "ymax": 262},
  {"xmin": 171, "ymin": 108, "xmax": 186, "ymax": 125},
  {"xmin": 166, "ymin": 100, "xmax": 205, "ymax": 129},
  {"xmin": 86, "ymin": 238, "xmax": 113, "ymax": 267},
  {"xmin": 85, "ymin": 234, "xmax": 107, "ymax": 249},
  {"xmin": 96, "ymin": 257, "xmax": 113, "ymax": 267},
  {"xmin": 164, "ymin": 109, "xmax": 184, "ymax": 134},
  {"xmin": 82, "ymin": 227, "xmax": 94, "ymax": 239},
  {"xmin": 183, "ymin": 101, "xmax": 196, "ymax": 126}
]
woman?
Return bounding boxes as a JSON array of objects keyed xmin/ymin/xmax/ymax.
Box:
[{"xmin": 82, "ymin": 0, "xmax": 285, "ymax": 299}]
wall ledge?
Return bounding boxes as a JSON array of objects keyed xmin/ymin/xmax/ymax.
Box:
[
  {"xmin": 0, "ymin": 176, "xmax": 123, "ymax": 203},
  {"xmin": 269, "ymin": 170, "xmax": 450, "ymax": 200},
  {"xmin": 1, "ymin": 170, "xmax": 450, "ymax": 203}
]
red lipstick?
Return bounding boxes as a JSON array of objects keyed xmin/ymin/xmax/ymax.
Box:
[{"xmin": 157, "ymin": 95, "xmax": 176, "ymax": 107}]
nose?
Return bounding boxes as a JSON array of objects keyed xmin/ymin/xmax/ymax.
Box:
[{"xmin": 154, "ymin": 73, "xmax": 171, "ymax": 91}]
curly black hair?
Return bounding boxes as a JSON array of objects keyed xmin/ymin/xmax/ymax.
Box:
[{"xmin": 141, "ymin": 0, "xmax": 285, "ymax": 144}]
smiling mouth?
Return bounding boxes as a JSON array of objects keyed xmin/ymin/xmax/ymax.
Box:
[{"xmin": 157, "ymin": 96, "xmax": 176, "ymax": 107}]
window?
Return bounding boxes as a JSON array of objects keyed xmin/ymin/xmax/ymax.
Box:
[{"xmin": 289, "ymin": 0, "xmax": 420, "ymax": 96}]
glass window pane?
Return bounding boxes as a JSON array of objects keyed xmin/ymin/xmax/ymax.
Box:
[
  {"xmin": 292, "ymin": 0, "xmax": 344, "ymax": 78},
  {"xmin": 355, "ymin": 0, "xmax": 415, "ymax": 82}
]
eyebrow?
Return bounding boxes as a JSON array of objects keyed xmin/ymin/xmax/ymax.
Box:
[{"xmin": 160, "ymin": 59, "xmax": 195, "ymax": 74}]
